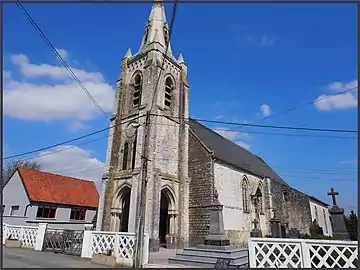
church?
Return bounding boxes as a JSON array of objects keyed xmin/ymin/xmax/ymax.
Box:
[{"xmin": 96, "ymin": 1, "xmax": 333, "ymax": 251}]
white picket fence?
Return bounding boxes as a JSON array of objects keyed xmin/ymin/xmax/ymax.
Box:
[
  {"xmin": 3, "ymin": 223, "xmax": 40, "ymax": 249},
  {"xmin": 81, "ymin": 230, "xmax": 149, "ymax": 266},
  {"xmin": 3, "ymin": 223, "xmax": 149, "ymax": 266},
  {"xmin": 248, "ymin": 237, "xmax": 358, "ymax": 268}
]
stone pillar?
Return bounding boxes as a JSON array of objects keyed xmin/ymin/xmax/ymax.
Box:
[
  {"xmin": 166, "ymin": 214, "xmax": 178, "ymax": 249},
  {"xmin": 329, "ymin": 205, "xmax": 349, "ymax": 240}
]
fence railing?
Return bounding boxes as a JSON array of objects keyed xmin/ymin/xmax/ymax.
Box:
[
  {"xmin": 248, "ymin": 237, "xmax": 358, "ymax": 268},
  {"xmin": 80, "ymin": 230, "xmax": 149, "ymax": 266},
  {"xmin": 3, "ymin": 223, "xmax": 41, "ymax": 249}
]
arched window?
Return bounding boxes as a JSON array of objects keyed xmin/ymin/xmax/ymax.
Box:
[
  {"xmin": 133, "ymin": 74, "xmax": 142, "ymax": 107},
  {"xmin": 323, "ymin": 209, "xmax": 328, "ymax": 234},
  {"xmin": 314, "ymin": 206, "xmax": 318, "ymax": 222},
  {"xmin": 131, "ymin": 139, "xmax": 137, "ymax": 171},
  {"xmin": 164, "ymin": 77, "xmax": 173, "ymax": 108},
  {"xmin": 144, "ymin": 27, "xmax": 150, "ymax": 44},
  {"xmin": 242, "ymin": 177, "xmax": 249, "ymax": 213},
  {"xmin": 258, "ymin": 183, "xmax": 264, "ymax": 214},
  {"xmin": 164, "ymin": 27, "xmax": 169, "ymax": 47},
  {"xmin": 122, "ymin": 142, "xmax": 129, "ymax": 170}
]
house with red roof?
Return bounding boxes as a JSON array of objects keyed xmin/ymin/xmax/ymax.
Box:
[{"xmin": 2, "ymin": 167, "xmax": 99, "ymax": 230}]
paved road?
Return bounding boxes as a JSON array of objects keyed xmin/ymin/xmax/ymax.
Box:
[
  {"xmin": 1, "ymin": 247, "xmax": 187, "ymax": 268},
  {"xmin": 2, "ymin": 247, "xmax": 108, "ymax": 268}
]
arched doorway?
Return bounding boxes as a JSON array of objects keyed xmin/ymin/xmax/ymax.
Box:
[
  {"xmin": 120, "ymin": 186, "xmax": 131, "ymax": 232},
  {"xmin": 112, "ymin": 185, "xmax": 131, "ymax": 232},
  {"xmin": 159, "ymin": 190, "xmax": 170, "ymax": 247}
]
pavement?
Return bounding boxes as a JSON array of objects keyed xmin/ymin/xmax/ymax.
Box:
[{"xmin": 1, "ymin": 246, "xmax": 188, "ymax": 268}]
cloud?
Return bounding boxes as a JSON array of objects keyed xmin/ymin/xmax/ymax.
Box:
[
  {"xmin": 213, "ymin": 127, "xmax": 252, "ymax": 151},
  {"xmin": 245, "ymin": 34, "xmax": 276, "ymax": 47},
  {"xmin": 260, "ymin": 104, "xmax": 271, "ymax": 117},
  {"xmin": 341, "ymin": 159, "xmax": 357, "ymax": 165},
  {"xmin": 68, "ymin": 121, "xmax": 88, "ymax": 133},
  {"xmin": 56, "ymin": 48, "xmax": 68, "ymax": 60},
  {"xmin": 35, "ymin": 145, "xmax": 105, "ymax": 189},
  {"xmin": 4, "ymin": 52, "xmax": 114, "ymax": 121},
  {"xmin": 234, "ymin": 141, "xmax": 251, "ymax": 151},
  {"xmin": 3, "ymin": 70, "xmax": 11, "ymax": 80},
  {"xmin": 315, "ymin": 80, "xmax": 358, "ymax": 111}
]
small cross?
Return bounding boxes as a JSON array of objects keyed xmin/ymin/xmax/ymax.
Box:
[
  {"xmin": 327, "ymin": 187, "xmax": 339, "ymax": 206},
  {"xmin": 252, "ymin": 218, "xmax": 259, "ymax": 230}
]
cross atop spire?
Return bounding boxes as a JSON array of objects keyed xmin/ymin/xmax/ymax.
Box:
[{"xmin": 138, "ymin": 0, "xmax": 173, "ymax": 57}]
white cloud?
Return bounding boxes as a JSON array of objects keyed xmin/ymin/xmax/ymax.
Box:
[
  {"xmin": 260, "ymin": 104, "xmax": 271, "ymax": 117},
  {"xmin": 235, "ymin": 141, "xmax": 251, "ymax": 151},
  {"xmin": 341, "ymin": 159, "xmax": 357, "ymax": 165},
  {"xmin": 35, "ymin": 145, "xmax": 105, "ymax": 189},
  {"xmin": 3, "ymin": 70, "xmax": 11, "ymax": 80},
  {"xmin": 315, "ymin": 80, "xmax": 358, "ymax": 111},
  {"xmin": 4, "ymin": 52, "xmax": 115, "ymax": 121},
  {"xmin": 213, "ymin": 127, "xmax": 252, "ymax": 151},
  {"xmin": 68, "ymin": 121, "xmax": 88, "ymax": 133},
  {"xmin": 56, "ymin": 48, "xmax": 68, "ymax": 60}
]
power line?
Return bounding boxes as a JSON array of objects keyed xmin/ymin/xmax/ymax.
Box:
[
  {"xmin": 3, "ymin": 115, "xmax": 145, "ymax": 160},
  {"xmin": 150, "ymin": 114, "xmax": 357, "ymax": 133},
  {"xmin": 15, "ymin": 0, "xmax": 110, "ymax": 120},
  {"xmin": 260, "ymin": 86, "xmax": 358, "ymax": 122}
]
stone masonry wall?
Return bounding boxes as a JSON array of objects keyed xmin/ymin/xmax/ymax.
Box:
[
  {"xmin": 188, "ymin": 132, "xmax": 214, "ymax": 247},
  {"xmin": 270, "ymin": 180, "xmax": 312, "ymax": 235}
]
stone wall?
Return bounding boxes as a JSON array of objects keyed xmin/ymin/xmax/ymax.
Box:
[
  {"xmin": 270, "ymin": 180, "xmax": 312, "ymax": 235},
  {"xmin": 188, "ymin": 131, "xmax": 214, "ymax": 247},
  {"xmin": 213, "ymin": 161, "xmax": 270, "ymax": 246}
]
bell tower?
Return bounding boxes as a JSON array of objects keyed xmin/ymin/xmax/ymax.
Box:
[{"xmin": 97, "ymin": 0, "xmax": 190, "ymax": 251}]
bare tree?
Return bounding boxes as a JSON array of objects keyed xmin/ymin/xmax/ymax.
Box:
[{"xmin": 2, "ymin": 160, "xmax": 42, "ymax": 187}]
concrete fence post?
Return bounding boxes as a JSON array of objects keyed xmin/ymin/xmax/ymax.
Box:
[
  {"xmin": 300, "ymin": 240, "xmax": 312, "ymax": 268},
  {"xmin": 142, "ymin": 233, "xmax": 150, "ymax": 265},
  {"xmin": 81, "ymin": 224, "xmax": 94, "ymax": 258},
  {"xmin": 34, "ymin": 223, "xmax": 47, "ymax": 251},
  {"xmin": 3, "ymin": 224, "xmax": 8, "ymax": 244}
]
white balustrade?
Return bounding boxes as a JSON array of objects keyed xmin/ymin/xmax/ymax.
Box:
[
  {"xmin": 249, "ymin": 237, "xmax": 358, "ymax": 268},
  {"xmin": 81, "ymin": 230, "xmax": 149, "ymax": 266},
  {"xmin": 2, "ymin": 223, "xmax": 39, "ymax": 249}
]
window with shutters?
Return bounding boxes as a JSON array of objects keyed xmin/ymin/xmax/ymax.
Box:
[
  {"xmin": 133, "ymin": 74, "xmax": 142, "ymax": 107},
  {"xmin": 164, "ymin": 77, "xmax": 173, "ymax": 109}
]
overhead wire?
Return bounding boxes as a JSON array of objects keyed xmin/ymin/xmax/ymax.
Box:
[{"xmin": 15, "ymin": 0, "xmax": 110, "ymax": 120}]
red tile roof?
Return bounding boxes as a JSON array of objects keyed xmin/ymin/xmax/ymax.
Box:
[{"xmin": 17, "ymin": 167, "xmax": 99, "ymax": 208}]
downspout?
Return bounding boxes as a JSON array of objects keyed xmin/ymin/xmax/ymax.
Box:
[{"xmin": 24, "ymin": 203, "xmax": 31, "ymax": 217}]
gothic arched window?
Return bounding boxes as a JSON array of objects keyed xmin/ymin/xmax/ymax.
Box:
[
  {"xmin": 122, "ymin": 142, "xmax": 129, "ymax": 170},
  {"xmin": 131, "ymin": 138, "xmax": 137, "ymax": 171},
  {"xmin": 133, "ymin": 74, "xmax": 142, "ymax": 107},
  {"xmin": 242, "ymin": 177, "xmax": 249, "ymax": 213},
  {"xmin": 323, "ymin": 209, "xmax": 328, "ymax": 233},
  {"xmin": 144, "ymin": 26, "xmax": 150, "ymax": 44},
  {"xmin": 164, "ymin": 77, "xmax": 173, "ymax": 108}
]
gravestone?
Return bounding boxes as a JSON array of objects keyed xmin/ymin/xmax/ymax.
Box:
[
  {"xmin": 327, "ymin": 188, "xmax": 349, "ymax": 240},
  {"xmin": 280, "ymin": 224, "xmax": 287, "ymax": 238},
  {"xmin": 269, "ymin": 209, "xmax": 281, "ymax": 238},
  {"xmin": 288, "ymin": 228, "xmax": 300, "ymax": 239}
]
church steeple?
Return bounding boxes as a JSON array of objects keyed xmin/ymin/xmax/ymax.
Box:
[{"xmin": 138, "ymin": 0, "xmax": 173, "ymax": 57}]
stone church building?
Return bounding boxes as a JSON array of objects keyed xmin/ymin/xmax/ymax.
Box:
[{"xmin": 96, "ymin": 1, "xmax": 332, "ymax": 251}]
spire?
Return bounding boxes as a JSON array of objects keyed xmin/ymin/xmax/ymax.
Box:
[
  {"xmin": 177, "ymin": 51, "xmax": 184, "ymax": 64},
  {"xmin": 138, "ymin": 0, "xmax": 173, "ymax": 57},
  {"xmin": 124, "ymin": 48, "xmax": 132, "ymax": 59}
]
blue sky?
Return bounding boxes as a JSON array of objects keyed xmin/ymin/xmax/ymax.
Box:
[{"xmin": 3, "ymin": 3, "xmax": 357, "ymax": 212}]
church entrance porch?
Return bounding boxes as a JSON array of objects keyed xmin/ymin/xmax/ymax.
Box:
[
  {"xmin": 158, "ymin": 188, "xmax": 178, "ymax": 249},
  {"xmin": 111, "ymin": 185, "xmax": 131, "ymax": 232}
]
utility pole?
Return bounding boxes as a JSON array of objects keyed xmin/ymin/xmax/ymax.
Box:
[{"xmin": 133, "ymin": 110, "xmax": 151, "ymax": 268}]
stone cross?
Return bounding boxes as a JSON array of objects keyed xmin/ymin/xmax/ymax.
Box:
[{"xmin": 327, "ymin": 187, "xmax": 339, "ymax": 206}]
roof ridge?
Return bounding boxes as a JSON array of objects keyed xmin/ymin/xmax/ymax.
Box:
[{"xmin": 18, "ymin": 167, "xmax": 96, "ymax": 184}]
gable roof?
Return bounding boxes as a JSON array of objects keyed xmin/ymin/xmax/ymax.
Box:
[
  {"xmin": 307, "ymin": 195, "xmax": 329, "ymax": 207},
  {"xmin": 16, "ymin": 167, "xmax": 99, "ymax": 208},
  {"xmin": 189, "ymin": 119, "xmax": 288, "ymax": 185}
]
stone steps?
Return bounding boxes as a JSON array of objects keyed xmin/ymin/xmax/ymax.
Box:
[{"xmin": 168, "ymin": 247, "xmax": 249, "ymax": 268}]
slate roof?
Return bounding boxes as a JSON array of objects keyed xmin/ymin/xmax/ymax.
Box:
[
  {"xmin": 189, "ymin": 119, "xmax": 288, "ymax": 186},
  {"xmin": 15, "ymin": 167, "xmax": 99, "ymax": 208}
]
